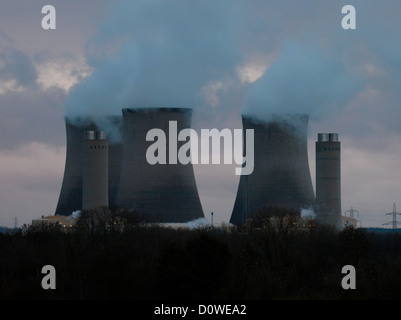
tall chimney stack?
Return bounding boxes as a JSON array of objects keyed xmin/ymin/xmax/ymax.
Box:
[
  {"xmin": 55, "ymin": 117, "xmax": 122, "ymax": 216},
  {"xmin": 315, "ymin": 133, "xmax": 341, "ymax": 229},
  {"xmin": 82, "ymin": 130, "xmax": 109, "ymax": 210}
]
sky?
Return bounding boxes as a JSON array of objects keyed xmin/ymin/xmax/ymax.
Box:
[{"xmin": 0, "ymin": 0, "xmax": 401, "ymax": 228}]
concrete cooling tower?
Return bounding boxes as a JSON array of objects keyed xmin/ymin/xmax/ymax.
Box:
[
  {"xmin": 230, "ymin": 114, "xmax": 315, "ymax": 226},
  {"xmin": 315, "ymin": 133, "xmax": 341, "ymax": 229},
  {"xmin": 115, "ymin": 107, "xmax": 205, "ymax": 223},
  {"xmin": 55, "ymin": 116, "xmax": 123, "ymax": 216}
]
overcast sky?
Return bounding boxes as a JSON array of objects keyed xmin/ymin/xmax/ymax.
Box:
[{"xmin": 0, "ymin": 0, "xmax": 400, "ymax": 228}]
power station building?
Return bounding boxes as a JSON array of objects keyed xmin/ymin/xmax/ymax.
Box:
[
  {"xmin": 229, "ymin": 114, "xmax": 315, "ymax": 226},
  {"xmin": 55, "ymin": 108, "xmax": 204, "ymax": 223},
  {"xmin": 54, "ymin": 108, "xmax": 342, "ymax": 229}
]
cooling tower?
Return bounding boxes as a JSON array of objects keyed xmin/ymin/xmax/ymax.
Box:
[
  {"xmin": 230, "ymin": 114, "xmax": 315, "ymax": 226},
  {"xmin": 115, "ymin": 107, "xmax": 205, "ymax": 223},
  {"xmin": 315, "ymin": 133, "xmax": 341, "ymax": 229},
  {"xmin": 55, "ymin": 116, "xmax": 123, "ymax": 216},
  {"xmin": 82, "ymin": 130, "xmax": 108, "ymax": 210}
]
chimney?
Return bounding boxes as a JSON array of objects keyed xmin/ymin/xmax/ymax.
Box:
[
  {"xmin": 315, "ymin": 133, "xmax": 341, "ymax": 229},
  {"xmin": 55, "ymin": 116, "xmax": 123, "ymax": 215},
  {"xmin": 82, "ymin": 130, "xmax": 109, "ymax": 210}
]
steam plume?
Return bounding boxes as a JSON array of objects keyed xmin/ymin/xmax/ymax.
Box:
[{"xmin": 64, "ymin": 0, "xmax": 244, "ymax": 119}]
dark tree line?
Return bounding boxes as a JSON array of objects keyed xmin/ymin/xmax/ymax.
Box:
[{"xmin": 1, "ymin": 208, "xmax": 401, "ymax": 300}]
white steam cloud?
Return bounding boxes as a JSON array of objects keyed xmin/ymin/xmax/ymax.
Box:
[
  {"xmin": 64, "ymin": 0, "xmax": 245, "ymax": 118},
  {"xmin": 64, "ymin": 1, "xmax": 367, "ymax": 128},
  {"xmin": 242, "ymin": 40, "xmax": 363, "ymax": 123},
  {"xmin": 301, "ymin": 207, "xmax": 316, "ymax": 219}
]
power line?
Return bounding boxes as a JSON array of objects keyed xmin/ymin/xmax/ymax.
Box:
[{"xmin": 345, "ymin": 206, "xmax": 359, "ymax": 219}]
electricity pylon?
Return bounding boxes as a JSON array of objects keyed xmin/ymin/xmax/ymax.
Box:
[{"xmin": 383, "ymin": 203, "xmax": 401, "ymax": 229}]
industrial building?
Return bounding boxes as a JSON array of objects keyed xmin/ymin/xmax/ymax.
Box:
[
  {"xmin": 55, "ymin": 108, "xmax": 205, "ymax": 223},
  {"xmin": 55, "ymin": 107, "xmax": 343, "ymax": 229},
  {"xmin": 229, "ymin": 114, "xmax": 315, "ymax": 226},
  {"xmin": 32, "ymin": 215, "xmax": 77, "ymax": 229},
  {"xmin": 342, "ymin": 216, "xmax": 357, "ymax": 228}
]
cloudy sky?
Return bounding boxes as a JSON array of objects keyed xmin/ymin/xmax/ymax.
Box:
[{"xmin": 0, "ymin": 0, "xmax": 400, "ymax": 228}]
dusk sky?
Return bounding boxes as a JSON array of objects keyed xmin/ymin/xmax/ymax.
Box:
[{"xmin": 0, "ymin": 0, "xmax": 400, "ymax": 228}]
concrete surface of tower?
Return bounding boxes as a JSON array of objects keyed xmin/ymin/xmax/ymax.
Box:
[
  {"xmin": 82, "ymin": 130, "xmax": 108, "ymax": 210},
  {"xmin": 315, "ymin": 133, "xmax": 341, "ymax": 229},
  {"xmin": 116, "ymin": 107, "xmax": 205, "ymax": 223},
  {"xmin": 230, "ymin": 114, "xmax": 315, "ymax": 226}
]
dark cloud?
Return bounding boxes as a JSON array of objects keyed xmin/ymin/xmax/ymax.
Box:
[
  {"xmin": 0, "ymin": 47, "xmax": 38, "ymax": 89},
  {"xmin": 0, "ymin": 88, "xmax": 66, "ymax": 150}
]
